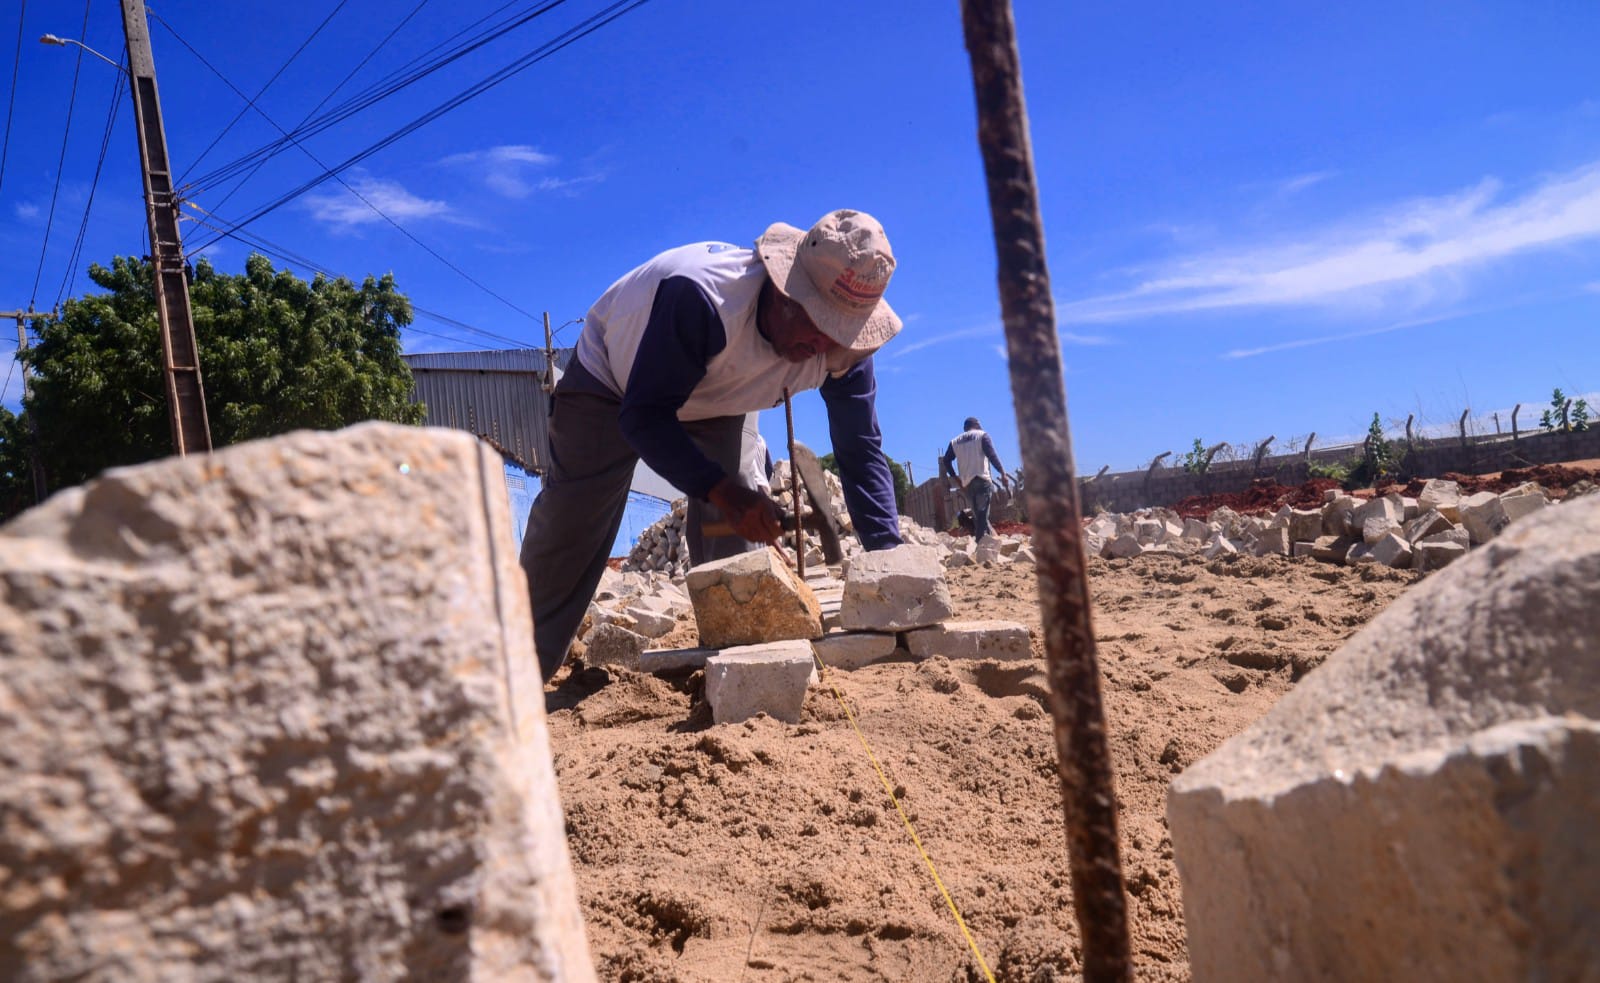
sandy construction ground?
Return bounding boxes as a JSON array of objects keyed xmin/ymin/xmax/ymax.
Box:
[{"xmin": 543, "ymin": 548, "xmax": 1419, "ymax": 982}]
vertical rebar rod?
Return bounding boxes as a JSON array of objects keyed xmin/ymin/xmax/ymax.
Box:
[
  {"xmin": 959, "ymin": 2, "xmax": 1131, "ymax": 979},
  {"xmin": 784, "ymin": 388, "xmax": 805, "ymax": 578}
]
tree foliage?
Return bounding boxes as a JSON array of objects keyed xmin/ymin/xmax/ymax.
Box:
[
  {"xmin": 817, "ymin": 451, "xmax": 910, "ymax": 510},
  {"xmin": 1540, "ymin": 387, "xmax": 1591, "ymax": 433},
  {"xmin": 0, "ymin": 254, "xmax": 423, "ymax": 521}
]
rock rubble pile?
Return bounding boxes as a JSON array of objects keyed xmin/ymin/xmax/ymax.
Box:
[{"xmin": 1080, "ymin": 477, "xmax": 1578, "ymax": 573}]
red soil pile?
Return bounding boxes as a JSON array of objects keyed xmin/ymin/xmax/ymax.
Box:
[
  {"xmin": 1378, "ymin": 462, "xmax": 1600, "ymax": 500},
  {"xmin": 1170, "ymin": 478, "xmax": 1344, "ymax": 519}
]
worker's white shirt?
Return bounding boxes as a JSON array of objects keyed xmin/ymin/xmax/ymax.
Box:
[
  {"xmin": 951, "ymin": 429, "xmax": 994, "ymax": 487},
  {"xmin": 576, "ymin": 242, "xmax": 851, "ymax": 421}
]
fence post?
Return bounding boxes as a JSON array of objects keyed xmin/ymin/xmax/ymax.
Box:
[
  {"xmin": 1512, "ymin": 404, "xmax": 1521, "ymax": 443},
  {"xmin": 1251, "ymin": 436, "xmax": 1275, "ymax": 478},
  {"xmin": 1143, "ymin": 452, "xmax": 1171, "ymax": 506}
]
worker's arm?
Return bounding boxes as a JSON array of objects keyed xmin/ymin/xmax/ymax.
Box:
[
  {"xmin": 819, "ymin": 356, "xmax": 902, "ymax": 550},
  {"xmin": 940, "ymin": 442, "xmax": 958, "ymax": 482},
  {"xmin": 616, "ymin": 276, "xmax": 731, "ymax": 499},
  {"xmin": 618, "ymin": 278, "xmax": 781, "ymax": 543},
  {"xmin": 982, "ymin": 432, "xmax": 1009, "ymax": 484}
]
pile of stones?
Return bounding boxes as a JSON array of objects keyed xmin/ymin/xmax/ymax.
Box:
[
  {"xmin": 622, "ymin": 499, "xmax": 691, "ymax": 576},
  {"xmin": 1083, "ymin": 477, "xmax": 1569, "ymax": 573},
  {"xmin": 580, "ymin": 539, "xmax": 1034, "ymax": 726}
]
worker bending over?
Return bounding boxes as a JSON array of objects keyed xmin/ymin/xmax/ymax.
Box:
[{"xmin": 521, "ymin": 210, "xmax": 906, "ymax": 681}]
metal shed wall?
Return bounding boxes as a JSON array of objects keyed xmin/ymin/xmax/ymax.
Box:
[{"xmin": 402, "ymin": 348, "xmax": 573, "ymax": 474}]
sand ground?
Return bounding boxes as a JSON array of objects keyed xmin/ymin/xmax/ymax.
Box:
[{"xmin": 543, "ymin": 547, "xmax": 1420, "ymax": 982}]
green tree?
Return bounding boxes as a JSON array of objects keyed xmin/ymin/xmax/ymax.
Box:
[
  {"xmin": 1344, "ymin": 412, "xmax": 1396, "ymax": 488},
  {"xmin": 0, "ymin": 254, "xmax": 423, "ymax": 520},
  {"xmin": 817, "ymin": 451, "xmax": 909, "ymax": 510},
  {"xmin": 1540, "ymin": 387, "xmax": 1590, "ymax": 433}
]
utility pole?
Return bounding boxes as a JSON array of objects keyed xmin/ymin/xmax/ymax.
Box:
[
  {"xmin": 2, "ymin": 308, "xmax": 54, "ymax": 503},
  {"xmin": 121, "ymin": 0, "xmax": 210, "ymax": 455},
  {"xmin": 542, "ymin": 311, "xmax": 555, "ymax": 392}
]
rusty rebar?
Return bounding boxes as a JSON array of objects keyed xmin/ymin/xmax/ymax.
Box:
[
  {"xmin": 784, "ymin": 388, "xmax": 805, "ymax": 578},
  {"xmin": 959, "ymin": 2, "xmax": 1131, "ymax": 980}
]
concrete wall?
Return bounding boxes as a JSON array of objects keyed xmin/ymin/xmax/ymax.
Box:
[{"xmin": 902, "ymin": 427, "xmax": 1600, "ymax": 528}]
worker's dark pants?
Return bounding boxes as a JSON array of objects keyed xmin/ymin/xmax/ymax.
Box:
[
  {"xmin": 966, "ymin": 476, "xmax": 994, "ymax": 541},
  {"xmin": 520, "ymin": 381, "xmax": 755, "ymax": 681}
]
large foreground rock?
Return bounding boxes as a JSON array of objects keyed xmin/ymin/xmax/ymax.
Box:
[
  {"xmin": 1168, "ymin": 495, "xmax": 1600, "ymax": 982},
  {"xmin": 0, "ymin": 424, "xmax": 593, "ymax": 981},
  {"xmin": 685, "ymin": 548, "xmax": 822, "ymax": 648}
]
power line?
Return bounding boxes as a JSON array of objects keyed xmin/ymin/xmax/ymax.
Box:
[
  {"xmin": 185, "ymin": 0, "xmax": 570, "ymax": 196},
  {"xmin": 187, "ymin": 0, "xmax": 650, "ymax": 256},
  {"xmin": 1, "ymin": 355, "xmax": 17, "ymax": 406},
  {"xmin": 152, "ymin": 13, "xmax": 542, "ymax": 329},
  {"xmin": 177, "ymin": 0, "xmax": 352, "ymax": 185},
  {"xmin": 30, "ymin": 0, "xmax": 93, "ymax": 308},
  {"xmin": 195, "ymin": 0, "xmax": 436, "ymax": 222},
  {"xmin": 182, "ymin": 207, "xmax": 534, "ymax": 351},
  {"xmin": 0, "ymin": 0, "xmax": 26, "ymax": 193},
  {"xmin": 55, "ymin": 56, "xmax": 124, "ymax": 307}
]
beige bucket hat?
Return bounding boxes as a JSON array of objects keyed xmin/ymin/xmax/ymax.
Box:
[{"xmin": 755, "ymin": 209, "xmax": 902, "ymax": 353}]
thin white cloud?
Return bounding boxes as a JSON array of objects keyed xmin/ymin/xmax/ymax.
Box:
[
  {"xmin": 440, "ymin": 145, "xmax": 556, "ymax": 167},
  {"xmin": 304, "ymin": 177, "xmax": 452, "ymax": 228},
  {"xmin": 1060, "ymin": 162, "xmax": 1600, "ymax": 322},
  {"xmin": 890, "ymin": 324, "xmax": 1111, "ymax": 359},
  {"xmin": 1584, "ymin": 280, "xmax": 1600, "ymax": 293},
  {"xmin": 1279, "ymin": 170, "xmax": 1336, "ymax": 195},
  {"xmin": 1221, "ymin": 310, "xmax": 1469, "ymax": 359},
  {"xmin": 530, "ymin": 174, "xmax": 604, "ymax": 197},
  {"xmin": 13, "ymin": 202, "xmax": 40, "ymax": 221},
  {"xmin": 438, "ymin": 144, "xmax": 601, "ymax": 199}
]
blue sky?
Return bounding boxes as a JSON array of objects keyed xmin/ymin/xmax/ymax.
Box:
[{"xmin": 3, "ymin": 0, "xmax": 1597, "ymax": 486}]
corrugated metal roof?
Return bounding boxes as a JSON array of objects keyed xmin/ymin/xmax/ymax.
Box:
[
  {"xmin": 403, "ymin": 348, "xmax": 573, "ymax": 373},
  {"xmin": 402, "ymin": 348, "xmax": 576, "ymax": 474}
]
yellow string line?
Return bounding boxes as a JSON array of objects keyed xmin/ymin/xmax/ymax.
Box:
[{"xmin": 814, "ymin": 655, "xmax": 997, "ymax": 983}]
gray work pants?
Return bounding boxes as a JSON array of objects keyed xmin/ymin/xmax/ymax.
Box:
[
  {"xmin": 520, "ymin": 383, "xmax": 756, "ymax": 680},
  {"xmin": 966, "ymin": 476, "xmax": 994, "ymax": 541}
]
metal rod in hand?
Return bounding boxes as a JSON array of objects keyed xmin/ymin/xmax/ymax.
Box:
[
  {"xmin": 960, "ymin": 2, "xmax": 1131, "ymax": 979},
  {"xmin": 783, "ymin": 387, "xmax": 805, "ymax": 578}
]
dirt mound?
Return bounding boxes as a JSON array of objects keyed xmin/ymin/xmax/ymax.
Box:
[
  {"xmin": 1379, "ymin": 462, "xmax": 1600, "ymax": 500},
  {"xmin": 546, "ymin": 549, "xmax": 1417, "ymax": 980},
  {"xmin": 1170, "ymin": 477, "xmax": 1343, "ymax": 519}
]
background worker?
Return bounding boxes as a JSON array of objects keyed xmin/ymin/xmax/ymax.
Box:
[
  {"xmin": 941, "ymin": 416, "xmax": 1011, "ymax": 541},
  {"xmin": 521, "ymin": 210, "xmax": 906, "ymax": 681}
]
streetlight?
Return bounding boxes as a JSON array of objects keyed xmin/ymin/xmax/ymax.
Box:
[
  {"xmin": 542, "ymin": 315, "xmax": 583, "ymax": 392},
  {"xmin": 41, "ymin": 2, "xmax": 213, "ymax": 456},
  {"xmin": 38, "ymin": 34, "xmax": 126, "ymax": 74}
]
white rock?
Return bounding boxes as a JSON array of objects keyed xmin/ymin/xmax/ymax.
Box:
[
  {"xmin": 904, "ymin": 621, "xmax": 1031, "ymax": 661},
  {"xmin": 1361, "ymin": 514, "xmax": 1400, "ymax": 545},
  {"xmin": 583, "ymin": 622, "xmax": 648, "ymax": 669},
  {"xmin": 1170, "ymin": 495, "xmax": 1600, "ymax": 983},
  {"xmin": 1418, "ymin": 478, "xmax": 1462, "ymax": 521},
  {"xmin": 811, "ymin": 632, "xmax": 899, "ymax": 670},
  {"xmin": 838, "ymin": 544, "xmax": 954, "ymax": 631},
  {"xmin": 1370, "ymin": 531, "xmax": 1413, "ymax": 569},
  {"xmin": 704, "ymin": 641, "xmax": 816, "ymax": 724},
  {"xmin": 0, "ymin": 423, "xmax": 593, "ymax": 980},
  {"xmin": 1107, "ymin": 533, "xmax": 1146, "ymax": 559}
]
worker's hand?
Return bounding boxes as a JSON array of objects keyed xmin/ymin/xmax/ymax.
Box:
[{"xmin": 707, "ymin": 477, "xmax": 784, "ymax": 545}]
